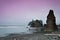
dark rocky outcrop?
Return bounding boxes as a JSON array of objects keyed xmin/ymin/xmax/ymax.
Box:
[
  {"xmin": 45, "ymin": 10, "xmax": 58, "ymax": 32},
  {"xmin": 28, "ymin": 20, "xmax": 43, "ymax": 27}
]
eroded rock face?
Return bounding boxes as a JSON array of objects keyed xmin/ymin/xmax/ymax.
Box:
[{"xmin": 45, "ymin": 10, "xmax": 58, "ymax": 32}]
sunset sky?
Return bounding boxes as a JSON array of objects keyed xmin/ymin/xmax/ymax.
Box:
[{"xmin": 0, "ymin": 0, "xmax": 60, "ymax": 25}]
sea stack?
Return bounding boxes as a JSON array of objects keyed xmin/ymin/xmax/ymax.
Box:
[{"xmin": 45, "ymin": 10, "xmax": 58, "ymax": 32}]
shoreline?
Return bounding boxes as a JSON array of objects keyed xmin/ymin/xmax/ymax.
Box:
[
  {"xmin": 0, "ymin": 28, "xmax": 60, "ymax": 40},
  {"xmin": 0, "ymin": 32, "xmax": 60, "ymax": 40}
]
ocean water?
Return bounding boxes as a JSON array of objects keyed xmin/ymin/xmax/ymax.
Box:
[
  {"xmin": 0, "ymin": 26, "xmax": 40, "ymax": 37},
  {"xmin": 0, "ymin": 26, "xmax": 60, "ymax": 37},
  {"xmin": 0, "ymin": 26, "xmax": 30, "ymax": 37}
]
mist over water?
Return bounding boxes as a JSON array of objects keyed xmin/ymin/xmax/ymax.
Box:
[{"xmin": 0, "ymin": 26, "xmax": 29, "ymax": 37}]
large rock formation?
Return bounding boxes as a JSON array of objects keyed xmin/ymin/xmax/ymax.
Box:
[
  {"xmin": 45, "ymin": 10, "xmax": 58, "ymax": 32},
  {"xmin": 28, "ymin": 20, "xmax": 43, "ymax": 27}
]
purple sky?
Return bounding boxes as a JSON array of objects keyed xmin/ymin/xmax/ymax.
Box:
[{"xmin": 0, "ymin": 0, "xmax": 60, "ymax": 25}]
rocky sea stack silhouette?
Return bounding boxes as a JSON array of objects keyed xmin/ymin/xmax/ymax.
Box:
[
  {"xmin": 45, "ymin": 10, "xmax": 58, "ymax": 32},
  {"xmin": 28, "ymin": 20, "xmax": 43, "ymax": 27},
  {"xmin": 28, "ymin": 9, "xmax": 58, "ymax": 32}
]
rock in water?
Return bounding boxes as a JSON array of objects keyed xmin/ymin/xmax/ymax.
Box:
[{"xmin": 45, "ymin": 10, "xmax": 58, "ymax": 32}]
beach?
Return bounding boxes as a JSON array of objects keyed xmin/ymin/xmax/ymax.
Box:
[
  {"xmin": 0, "ymin": 32, "xmax": 60, "ymax": 40},
  {"xmin": 0, "ymin": 26, "xmax": 60, "ymax": 40}
]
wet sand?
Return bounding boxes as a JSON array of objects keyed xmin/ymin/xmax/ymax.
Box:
[{"xmin": 0, "ymin": 32, "xmax": 60, "ymax": 40}]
